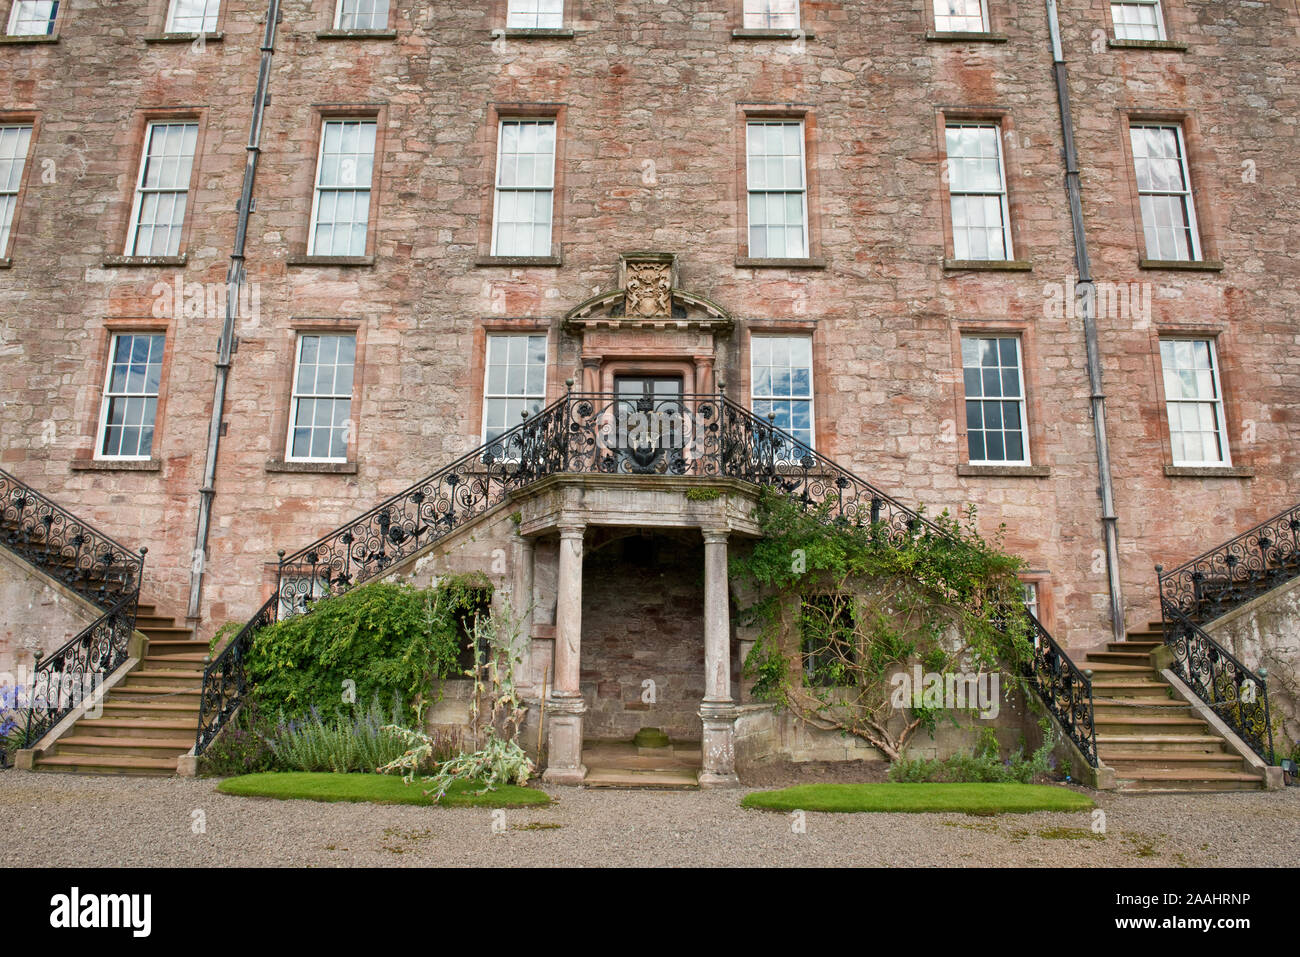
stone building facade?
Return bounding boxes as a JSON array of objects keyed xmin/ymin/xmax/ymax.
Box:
[{"xmin": 1, "ymin": 0, "xmax": 1298, "ymax": 775}]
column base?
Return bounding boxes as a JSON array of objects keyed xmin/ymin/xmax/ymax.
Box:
[
  {"xmin": 541, "ymin": 764, "xmax": 589, "ymax": 786},
  {"xmin": 698, "ymin": 770, "xmax": 741, "ymax": 789},
  {"xmin": 699, "ymin": 699, "xmax": 738, "ymax": 786},
  {"xmin": 542, "ymin": 693, "xmax": 587, "ymax": 786}
]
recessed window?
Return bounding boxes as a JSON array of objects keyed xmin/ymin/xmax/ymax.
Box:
[
  {"xmin": 165, "ymin": 0, "xmax": 219, "ymax": 33},
  {"xmin": 1130, "ymin": 124, "xmax": 1201, "ymax": 261},
  {"xmin": 481, "ymin": 334, "xmax": 547, "ymax": 447},
  {"xmin": 743, "ymin": 0, "xmax": 799, "ymax": 29},
  {"xmin": 745, "ymin": 120, "xmax": 808, "ymax": 260},
  {"xmin": 1111, "ymin": 0, "xmax": 1165, "ymax": 40},
  {"xmin": 308, "ymin": 118, "xmax": 376, "ymax": 257},
  {"xmin": 96, "ymin": 334, "xmax": 165, "ymax": 460},
  {"xmin": 507, "ymin": 0, "xmax": 562, "ymax": 28},
  {"xmin": 334, "ymin": 0, "xmax": 388, "ymax": 30},
  {"xmin": 800, "ymin": 595, "xmax": 854, "ymax": 687},
  {"xmin": 125, "ymin": 121, "xmax": 198, "ymax": 257},
  {"xmin": 933, "ymin": 0, "xmax": 986, "ymax": 32},
  {"xmin": 0, "ymin": 124, "xmax": 33, "ymax": 254},
  {"xmin": 961, "ymin": 335, "xmax": 1030, "ymax": 465},
  {"xmin": 946, "ymin": 123, "xmax": 1013, "ymax": 261},
  {"xmin": 751, "ymin": 334, "xmax": 814, "ymax": 455},
  {"xmin": 491, "ymin": 119, "xmax": 556, "ymax": 258},
  {"xmin": 1159, "ymin": 338, "xmax": 1229, "ymax": 466},
  {"xmin": 6, "ymin": 0, "xmax": 57, "ymax": 35},
  {"xmin": 287, "ymin": 333, "xmax": 356, "ymax": 462}
]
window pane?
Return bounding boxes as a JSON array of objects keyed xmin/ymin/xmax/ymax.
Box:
[
  {"xmin": 960, "ymin": 335, "xmax": 1028, "ymax": 463},
  {"xmin": 1159, "ymin": 338, "xmax": 1227, "ymax": 465}
]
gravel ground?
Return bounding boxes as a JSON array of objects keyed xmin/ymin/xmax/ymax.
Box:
[{"xmin": 3, "ymin": 769, "xmax": 1299, "ymax": 867}]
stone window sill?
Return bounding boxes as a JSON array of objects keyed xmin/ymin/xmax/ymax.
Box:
[
  {"xmin": 925, "ymin": 30, "xmax": 1008, "ymax": 43},
  {"xmin": 315, "ymin": 29, "xmax": 397, "ymax": 40},
  {"xmin": 494, "ymin": 28, "xmax": 575, "ymax": 39},
  {"xmin": 0, "ymin": 33, "xmax": 59, "ymax": 45},
  {"xmin": 735, "ymin": 256, "xmax": 827, "ymax": 269},
  {"xmin": 1108, "ymin": 38, "xmax": 1187, "ymax": 51},
  {"xmin": 286, "ymin": 255, "xmax": 375, "ymax": 267},
  {"xmin": 475, "ymin": 255, "xmax": 562, "ymax": 267},
  {"xmin": 1164, "ymin": 465, "xmax": 1253, "ymax": 479},
  {"xmin": 265, "ymin": 460, "xmax": 358, "ymax": 474},
  {"xmin": 958, "ymin": 464, "xmax": 1050, "ymax": 478},
  {"xmin": 143, "ymin": 32, "xmax": 223, "ymax": 43},
  {"xmin": 1139, "ymin": 258, "xmax": 1223, "ymax": 271},
  {"xmin": 944, "ymin": 259, "xmax": 1032, "ymax": 272},
  {"xmin": 71, "ymin": 458, "xmax": 162, "ymax": 472},
  {"xmin": 103, "ymin": 255, "xmax": 188, "ymax": 267},
  {"xmin": 731, "ymin": 29, "xmax": 815, "ymax": 40}
]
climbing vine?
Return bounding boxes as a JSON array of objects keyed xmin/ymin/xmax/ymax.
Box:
[{"xmin": 732, "ymin": 488, "xmax": 1034, "ymax": 761}]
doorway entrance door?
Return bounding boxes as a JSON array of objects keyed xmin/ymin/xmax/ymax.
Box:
[{"xmin": 611, "ymin": 376, "xmax": 686, "ymax": 473}]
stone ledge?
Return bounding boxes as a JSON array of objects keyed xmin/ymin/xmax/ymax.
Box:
[
  {"xmin": 0, "ymin": 33, "xmax": 59, "ymax": 44},
  {"xmin": 1164, "ymin": 465, "xmax": 1254, "ymax": 479},
  {"xmin": 285, "ymin": 254, "xmax": 375, "ymax": 267},
  {"xmin": 1108, "ymin": 37, "xmax": 1188, "ymax": 51},
  {"xmin": 265, "ymin": 459, "xmax": 358, "ymax": 474},
  {"xmin": 143, "ymin": 32, "xmax": 224, "ymax": 43},
  {"xmin": 925, "ymin": 30, "xmax": 1008, "ymax": 43},
  {"xmin": 735, "ymin": 256, "xmax": 827, "ymax": 269},
  {"xmin": 944, "ymin": 258, "xmax": 1032, "ymax": 271},
  {"xmin": 493, "ymin": 28, "xmax": 575, "ymax": 39},
  {"xmin": 731, "ymin": 28, "xmax": 815, "ymax": 40},
  {"xmin": 0, "ymin": 258, "xmax": 10, "ymax": 269},
  {"xmin": 474, "ymin": 254, "xmax": 562, "ymax": 267},
  {"xmin": 70, "ymin": 458, "xmax": 162, "ymax": 472},
  {"xmin": 314, "ymin": 29, "xmax": 398, "ymax": 40},
  {"xmin": 1139, "ymin": 258, "xmax": 1224, "ymax": 271},
  {"xmin": 103, "ymin": 254, "xmax": 188, "ymax": 267},
  {"xmin": 958, "ymin": 463, "xmax": 1051, "ymax": 477}
]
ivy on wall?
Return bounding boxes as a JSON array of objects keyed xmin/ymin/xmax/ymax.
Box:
[{"xmin": 732, "ymin": 488, "xmax": 1033, "ymax": 761}]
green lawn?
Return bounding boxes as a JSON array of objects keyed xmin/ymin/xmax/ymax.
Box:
[
  {"xmin": 741, "ymin": 782, "xmax": 1094, "ymax": 815},
  {"xmin": 217, "ymin": 772, "xmax": 550, "ymax": 808}
]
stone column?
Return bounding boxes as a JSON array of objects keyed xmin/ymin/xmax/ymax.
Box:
[
  {"xmin": 699, "ymin": 527, "xmax": 739, "ymax": 787},
  {"xmin": 543, "ymin": 522, "xmax": 587, "ymax": 784},
  {"xmin": 581, "ymin": 356, "xmax": 600, "ymax": 393}
]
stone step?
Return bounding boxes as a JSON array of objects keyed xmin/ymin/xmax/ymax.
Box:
[
  {"xmin": 143, "ymin": 636, "xmax": 204, "ymax": 653},
  {"xmin": 1104, "ymin": 752, "xmax": 1245, "ymax": 771},
  {"xmin": 101, "ymin": 700, "xmax": 199, "ymax": 718},
  {"xmin": 74, "ymin": 718, "xmax": 197, "ymax": 738},
  {"xmin": 583, "ymin": 767, "xmax": 700, "ymax": 789},
  {"xmin": 1090, "ymin": 678, "xmax": 1170, "ymax": 697},
  {"xmin": 1106, "ymin": 641, "xmax": 1160, "ymax": 652},
  {"xmin": 106, "ymin": 687, "xmax": 202, "ymax": 703},
  {"xmin": 142, "ymin": 653, "xmax": 207, "ymax": 670},
  {"xmin": 32, "ymin": 753, "xmax": 179, "ymax": 776},
  {"xmin": 1082, "ymin": 662, "xmax": 1158, "ymax": 675},
  {"xmin": 1097, "ymin": 733, "xmax": 1229, "ymax": 753},
  {"xmin": 1093, "ymin": 698, "xmax": 1193, "ymax": 717},
  {"xmin": 1085, "ymin": 650, "xmax": 1155, "ymax": 665},
  {"xmin": 55, "ymin": 735, "xmax": 192, "ymax": 755},
  {"xmin": 122, "ymin": 670, "xmax": 203, "ymax": 687},
  {"xmin": 1115, "ymin": 768, "xmax": 1265, "ymax": 792},
  {"xmin": 134, "ymin": 614, "xmax": 176, "ymax": 629}
]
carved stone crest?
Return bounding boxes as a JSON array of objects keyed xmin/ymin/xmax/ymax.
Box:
[{"xmin": 623, "ymin": 261, "xmax": 673, "ymax": 318}]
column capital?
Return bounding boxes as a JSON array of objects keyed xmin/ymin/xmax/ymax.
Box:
[
  {"xmin": 701, "ymin": 527, "xmax": 729, "ymax": 545},
  {"xmin": 557, "ymin": 522, "xmax": 585, "ymax": 540}
]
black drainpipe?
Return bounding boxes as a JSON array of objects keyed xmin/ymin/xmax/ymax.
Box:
[
  {"xmin": 186, "ymin": 0, "xmax": 281, "ymax": 624},
  {"xmin": 1044, "ymin": 0, "xmax": 1126, "ymax": 643}
]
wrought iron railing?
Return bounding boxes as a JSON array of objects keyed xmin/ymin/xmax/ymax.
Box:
[
  {"xmin": 0, "ymin": 468, "xmax": 148, "ymax": 756},
  {"xmin": 1158, "ymin": 602, "xmax": 1274, "ymax": 764},
  {"xmin": 197, "ymin": 389, "xmax": 1091, "ymax": 760},
  {"xmin": 1157, "ymin": 500, "xmax": 1300, "ymax": 624},
  {"xmin": 0, "ymin": 466, "xmax": 144, "ymax": 609},
  {"xmin": 1023, "ymin": 612, "xmax": 1098, "ymax": 767},
  {"xmin": 22, "ymin": 589, "xmax": 141, "ymax": 748}
]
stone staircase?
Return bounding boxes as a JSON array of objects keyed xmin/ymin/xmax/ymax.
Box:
[
  {"xmin": 1085, "ymin": 621, "xmax": 1266, "ymax": 793},
  {"xmin": 31, "ymin": 603, "xmax": 204, "ymax": 776}
]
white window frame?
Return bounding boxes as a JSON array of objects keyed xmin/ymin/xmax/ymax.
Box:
[
  {"xmin": 945, "ymin": 122, "xmax": 1014, "ymax": 261},
  {"xmin": 961, "ymin": 335, "xmax": 1031, "ymax": 466},
  {"xmin": 1130, "ymin": 123, "xmax": 1202, "ymax": 262},
  {"xmin": 1159, "ymin": 337, "xmax": 1231, "ymax": 467},
  {"xmin": 0, "ymin": 124, "xmax": 33, "ymax": 255},
  {"xmin": 745, "ymin": 119, "xmax": 810, "ymax": 261},
  {"xmin": 1111, "ymin": 0, "xmax": 1166, "ymax": 41},
  {"xmin": 6, "ymin": 0, "xmax": 57, "ymax": 35},
  {"xmin": 933, "ymin": 0, "xmax": 987, "ymax": 33},
  {"xmin": 94, "ymin": 333, "xmax": 166, "ymax": 462},
  {"xmin": 506, "ymin": 0, "xmax": 563, "ymax": 29},
  {"xmin": 165, "ymin": 0, "xmax": 219, "ymax": 33},
  {"xmin": 124, "ymin": 121, "xmax": 199, "ymax": 257},
  {"xmin": 490, "ymin": 118, "xmax": 556, "ymax": 258},
  {"xmin": 285, "ymin": 333, "xmax": 357, "ymax": 464},
  {"xmin": 307, "ymin": 117, "xmax": 377, "ymax": 258},
  {"xmin": 750, "ymin": 334, "xmax": 815, "ymax": 454},
  {"xmin": 480, "ymin": 334, "xmax": 548, "ymax": 448},
  {"xmin": 333, "ymin": 0, "xmax": 389, "ymax": 30},
  {"xmin": 743, "ymin": 0, "xmax": 800, "ymax": 30}
]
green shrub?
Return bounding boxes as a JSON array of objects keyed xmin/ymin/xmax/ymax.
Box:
[
  {"xmin": 888, "ymin": 733, "xmax": 1055, "ymax": 784},
  {"xmin": 197, "ymin": 702, "xmax": 277, "ymax": 777},
  {"xmin": 263, "ymin": 694, "xmax": 444, "ymax": 774},
  {"xmin": 245, "ymin": 575, "xmax": 490, "ymax": 721}
]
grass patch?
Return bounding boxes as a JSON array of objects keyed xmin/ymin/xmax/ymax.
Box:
[
  {"xmin": 216, "ymin": 771, "xmax": 550, "ymax": 808},
  {"xmin": 741, "ymin": 782, "xmax": 1094, "ymax": 815}
]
